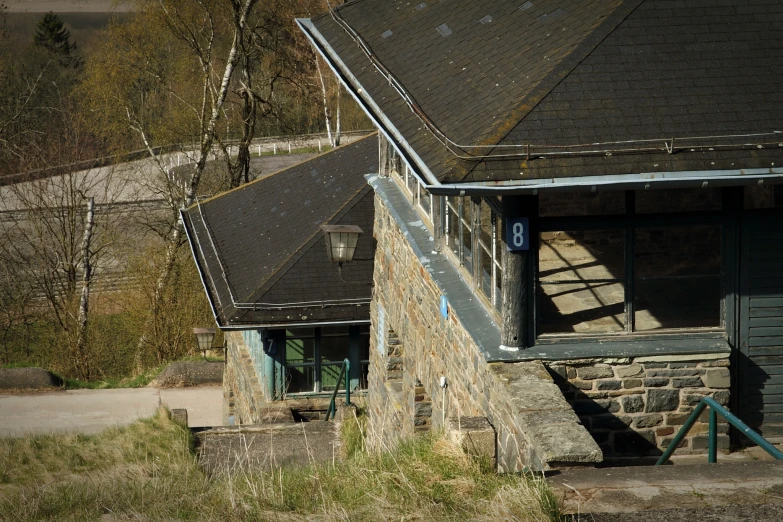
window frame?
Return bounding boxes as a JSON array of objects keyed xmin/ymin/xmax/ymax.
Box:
[
  {"xmin": 391, "ymin": 163, "xmax": 435, "ymax": 227},
  {"xmin": 534, "ymin": 208, "xmax": 730, "ymax": 344},
  {"xmin": 283, "ymin": 326, "xmax": 370, "ymax": 396},
  {"xmin": 444, "ymin": 195, "xmax": 503, "ymax": 313}
]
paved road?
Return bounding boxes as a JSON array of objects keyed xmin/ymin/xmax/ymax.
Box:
[{"xmin": 0, "ymin": 386, "xmax": 223, "ymax": 437}]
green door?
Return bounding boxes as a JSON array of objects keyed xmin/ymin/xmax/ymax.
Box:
[{"xmin": 739, "ymin": 214, "xmax": 783, "ymax": 439}]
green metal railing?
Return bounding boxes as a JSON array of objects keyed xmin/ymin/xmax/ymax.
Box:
[
  {"xmin": 656, "ymin": 396, "xmax": 783, "ymax": 465},
  {"xmin": 325, "ymin": 358, "xmax": 351, "ymax": 421}
]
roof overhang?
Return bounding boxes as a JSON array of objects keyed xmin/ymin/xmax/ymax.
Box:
[
  {"xmin": 297, "ymin": 18, "xmax": 783, "ymax": 198},
  {"xmin": 428, "ymin": 167, "xmax": 783, "ymax": 196}
]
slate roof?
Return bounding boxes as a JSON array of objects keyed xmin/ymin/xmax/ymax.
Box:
[
  {"xmin": 182, "ymin": 134, "xmax": 378, "ymax": 327},
  {"xmin": 301, "ymin": 0, "xmax": 783, "ymax": 186}
]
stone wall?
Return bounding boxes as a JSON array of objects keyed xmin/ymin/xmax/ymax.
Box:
[
  {"xmin": 547, "ymin": 356, "xmax": 731, "ymax": 462},
  {"xmin": 367, "ymin": 192, "xmax": 601, "ymax": 471},
  {"xmin": 223, "ymin": 331, "xmax": 265, "ymax": 425}
]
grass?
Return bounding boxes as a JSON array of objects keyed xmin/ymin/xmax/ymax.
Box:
[
  {"xmin": 0, "ymin": 408, "xmax": 566, "ymax": 521},
  {"xmin": 58, "ymin": 365, "xmax": 166, "ymax": 390}
]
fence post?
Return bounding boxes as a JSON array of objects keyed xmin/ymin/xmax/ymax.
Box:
[
  {"xmin": 273, "ymin": 143, "xmax": 277, "ymax": 155},
  {"xmin": 318, "ymin": 139, "xmax": 322, "ymax": 152},
  {"xmin": 288, "ymin": 142, "xmax": 292, "ymax": 154}
]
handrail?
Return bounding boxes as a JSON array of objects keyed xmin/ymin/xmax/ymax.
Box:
[
  {"xmin": 656, "ymin": 396, "xmax": 783, "ymax": 465},
  {"xmin": 325, "ymin": 358, "xmax": 351, "ymax": 421}
]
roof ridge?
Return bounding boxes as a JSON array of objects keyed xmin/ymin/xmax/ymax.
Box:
[{"xmin": 458, "ymin": 0, "xmax": 644, "ymax": 181}]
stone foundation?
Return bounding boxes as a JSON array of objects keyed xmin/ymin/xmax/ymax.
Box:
[
  {"xmin": 547, "ymin": 355, "xmax": 731, "ymax": 461},
  {"xmin": 367, "ymin": 191, "xmax": 601, "ymax": 471}
]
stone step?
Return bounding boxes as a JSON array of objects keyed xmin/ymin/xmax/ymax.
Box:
[
  {"xmin": 195, "ymin": 422, "xmax": 341, "ymax": 474},
  {"xmin": 549, "ymin": 460, "xmax": 783, "ymax": 519}
]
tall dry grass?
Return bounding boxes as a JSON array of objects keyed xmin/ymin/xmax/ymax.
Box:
[{"xmin": 0, "ymin": 408, "xmax": 564, "ymax": 521}]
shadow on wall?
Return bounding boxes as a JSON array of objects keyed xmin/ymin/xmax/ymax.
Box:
[{"xmin": 548, "ymin": 368, "xmax": 662, "ymax": 465}]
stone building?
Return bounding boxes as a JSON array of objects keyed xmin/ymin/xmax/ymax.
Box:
[
  {"xmin": 298, "ymin": 0, "xmax": 783, "ymax": 470},
  {"xmin": 182, "ymin": 136, "xmax": 378, "ymax": 423}
]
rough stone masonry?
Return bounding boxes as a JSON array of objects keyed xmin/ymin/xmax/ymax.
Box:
[{"xmin": 367, "ymin": 191, "xmax": 601, "ymax": 471}]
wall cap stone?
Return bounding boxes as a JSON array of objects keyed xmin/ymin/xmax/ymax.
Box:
[
  {"xmin": 490, "ymin": 361, "xmax": 603, "ymax": 468},
  {"xmin": 633, "ymin": 352, "xmax": 729, "ymax": 363}
]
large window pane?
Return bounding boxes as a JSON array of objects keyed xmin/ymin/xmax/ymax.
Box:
[
  {"xmin": 446, "ymin": 197, "xmax": 460, "ymax": 257},
  {"xmin": 285, "ymin": 336, "xmax": 314, "ymax": 364},
  {"xmin": 634, "ymin": 226, "xmax": 721, "ymax": 330},
  {"xmin": 478, "ymin": 200, "xmax": 493, "ymax": 298},
  {"xmin": 286, "ymin": 366, "xmax": 315, "ymax": 393},
  {"xmin": 538, "ymin": 230, "xmax": 625, "ymax": 334},
  {"xmin": 404, "ymin": 165, "xmax": 415, "ymax": 196},
  {"xmin": 461, "ymin": 199, "xmax": 473, "ymax": 272}
]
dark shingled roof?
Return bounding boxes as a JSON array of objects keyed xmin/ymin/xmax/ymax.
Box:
[
  {"xmin": 182, "ymin": 134, "xmax": 378, "ymax": 327},
  {"xmin": 302, "ymin": 0, "xmax": 783, "ymax": 185}
]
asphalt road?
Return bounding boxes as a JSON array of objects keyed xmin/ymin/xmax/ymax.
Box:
[{"xmin": 0, "ymin": 386, "xmax": 223, "ymax": 437}]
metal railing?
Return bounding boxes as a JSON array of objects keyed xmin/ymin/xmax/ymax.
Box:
[
  {"xmin": 325, "ymin": 358, "xmax": 351, "ymax": 421},
  {"xmin": 656, "ymin": 396, "xmax": 783, "ymax": 465}
]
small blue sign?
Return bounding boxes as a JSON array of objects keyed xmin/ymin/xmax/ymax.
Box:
[
  {"xmin": 440, "ymin": 295, "xmax": 449, "ymax": 319},
  {"xmin": 506, "ymin": 217, "xmax": 530, "ymax": 251}
]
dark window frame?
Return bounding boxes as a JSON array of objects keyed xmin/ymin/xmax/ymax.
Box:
[
  {"xmin": 284, "ymin": 326, "xmax": 370, "ymax": 396},
  {"xmin": 534, "ymin": 191, "xmax": 731, "ymax": 345},
  {"xmin": 444, "ymin": 196, "xmax": 503, "ymax": 312}
]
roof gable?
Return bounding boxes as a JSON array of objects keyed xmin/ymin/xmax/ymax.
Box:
[
  {"xmin": 183, "ymin": 134, "xmax": 379, "ymax": 326},
  {"xmin": 304, "ymin": 0, "xmax": 783, "ymax": 185}
]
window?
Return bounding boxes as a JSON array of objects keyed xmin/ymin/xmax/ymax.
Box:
[
  {"xmin": 284, "ymin": 326, "xmax": 369, "ymax": 394},
  {"xmin": 445, "ymin": 196, "xmax": 503, "ymax": 311},
  {"xmin": 537, "ymin": 190, "xmax": 724, "ymax": 338},
  {"xmin": 391, "ymin": 163, "xmax": 435, "ymax": 225},
  {"xmin": 538, "ymin": 229, "xmax": 626, "ymax": 334},
  {"xmin": 634, "ymin": 226, "xmax": 720, "ymax": 330}
]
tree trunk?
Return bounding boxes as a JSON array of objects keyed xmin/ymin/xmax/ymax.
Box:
[
  {"xmin": 334, "ymin": 82, "xmax": 341, "ymax": 147},
  {"xmin": 315, "ymin": 56, "xmax": 334, "ymax": 147},
  {"xmin": 75, "ymin": 196, "xmax": 94, "ymax": 379}
]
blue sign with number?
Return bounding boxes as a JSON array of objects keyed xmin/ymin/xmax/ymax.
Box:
[{"xmin": 506, "ymin": 217, "xmax": 529, "ymax": 251}]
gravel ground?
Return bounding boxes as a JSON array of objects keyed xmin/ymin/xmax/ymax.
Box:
[{"xmin": 573, "ymin": 503, "xmax": 783, "ymax": 522}]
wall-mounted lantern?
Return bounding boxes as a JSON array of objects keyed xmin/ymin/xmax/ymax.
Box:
[
  {"xmin": 193, "ymin": 327, "xmax": 217, "ymax": 360},
  {"xmin": 320, "ymin": 224, "xmax": 363, "ymax": 266}
]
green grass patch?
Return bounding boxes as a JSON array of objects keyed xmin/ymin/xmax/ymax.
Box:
[
  {"xmin": 59, "ymin": 364, "xmax": 166, "ymax": 390},
  {"xmin": 0, "ymin": 409, "xmax": 565, "ymax": 521}
]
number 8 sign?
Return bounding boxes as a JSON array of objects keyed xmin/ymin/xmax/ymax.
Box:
[{"xmin": 506, "ymin": 217, "xmax": 529, "ymax": 251}]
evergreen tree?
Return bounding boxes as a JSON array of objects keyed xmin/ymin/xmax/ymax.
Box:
[{"xmin": 34, "ymin": 12, "xmax": 76, "ymax": 56}]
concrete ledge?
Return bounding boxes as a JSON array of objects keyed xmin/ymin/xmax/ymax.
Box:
[
  {"xmin": 490, "ymin": 361, "xmax": 603, "ymax": 470},
  {"xmin": 447, "ymin": 416, "xmax": 496, "ymax": 467},
  {"xmin": 195, "ymin": 422, "xmax": 341, "ymax": 474},
  {"xmin": 0, "ymin": 367, "xmax": 63, "ymax": 389},
  {"xmin": 550, "ymin": 460, "xmax": 783, "ymax": 514},
  {"xmin": 148, "ymin": 361, "xmax": 224, "ymax": 388}
]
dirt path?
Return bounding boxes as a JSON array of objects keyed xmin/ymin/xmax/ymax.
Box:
[{"xmin": 0, "ymin": 386, "xmax": 222, "ymax": 436}]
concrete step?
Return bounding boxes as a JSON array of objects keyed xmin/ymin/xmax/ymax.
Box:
[
  {"xmin": 549, "ymin": 460, "xmax": 783, "ymax": 520},
  {"xmin": 194, "ymin": 421, "xmax": 342, "ymax": 474}
]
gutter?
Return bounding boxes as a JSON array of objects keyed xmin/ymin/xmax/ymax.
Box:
[
  {"xmin": 427, "ymin": 167, "xmax": 783, "ymax": 196},
  {"xmin": 217, "ymin": 319, "xmax": 371, "ymax": 330},
  {"xmin": 296, "ymin": 18, "xmax": 442, "ymax": 189}
]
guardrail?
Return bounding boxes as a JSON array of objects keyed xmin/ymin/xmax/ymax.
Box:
[
  {"xmin": 656, "ymin": 395, "xmax": 783, "ymax": 465},
  {"xmin": 325, "ymin": 358, "xmax": 351, "ymax": 421}
]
